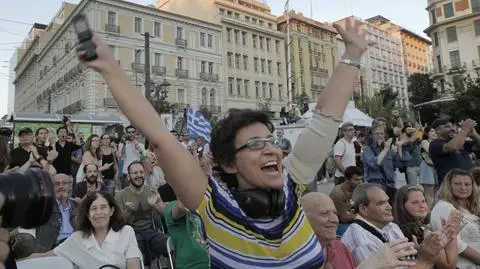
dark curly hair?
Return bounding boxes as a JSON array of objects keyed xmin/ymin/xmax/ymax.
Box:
[
  {"xmin": 76, "ymin": 192, "xmax": 125, "ymax": 237},
  {"xmin": 210, "ymin": 109, "xmax": 274, "ymax": 189}
]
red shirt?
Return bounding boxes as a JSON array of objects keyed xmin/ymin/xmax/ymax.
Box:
[{"xmin": 324, "ymin": 240, "xmax": 357, "ymax": 269}]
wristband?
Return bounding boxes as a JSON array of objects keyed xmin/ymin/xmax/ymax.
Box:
[{"xmin": 339, "ymin": 58, "xmax": 361, "ymax": 69}]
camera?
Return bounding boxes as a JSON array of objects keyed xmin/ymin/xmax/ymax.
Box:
[{"xmin": 0, "ymin": 168, "xmax": 54, "ymax": 229}]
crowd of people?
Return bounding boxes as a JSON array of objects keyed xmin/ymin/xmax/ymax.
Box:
[{"xmin": 0, "ymin": 17, "xmax": 478, "ymax": 269}]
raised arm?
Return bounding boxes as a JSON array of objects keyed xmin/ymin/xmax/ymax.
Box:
[
  {"xmin": 77, "ymin": 36, "xmax": 206, "ymax": 210},
  {"xmin": 285, "ymin": 18, "xmax": 375, "ymax": 184}
]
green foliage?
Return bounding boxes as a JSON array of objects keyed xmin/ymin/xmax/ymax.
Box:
[
  {"xmin": 444, "ymin": 76, "xmax": 480, "ymax": 122},
  {"xmin": 407, "ymin": 73, "xmax": 438, "ymax": 125}
]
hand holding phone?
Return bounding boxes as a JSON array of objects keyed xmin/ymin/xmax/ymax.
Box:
[{"xmin": 72, "ymin": 13, "xmax": 97, "ymax": 61}]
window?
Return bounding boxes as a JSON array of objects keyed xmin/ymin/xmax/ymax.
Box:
[
  {"xmin": 134, "ymin": 17, "xmax": 142, "ymax": 33},
  {"xmin": 252, "ymin": 34, "xmax": 257, "ymax": 48},
  {"xmin": 269, "ymin": 83, "xmax": 273, "ymax": 99},
  {"xmin": 446, "ymin": 26, "xmax": 457, "ymax": 42},
  {"xmin": 108, "ymin": 11, "xmax": 116, "ymax": 25},
  {"xmin": 277, "ymin": 62, "xmax": 281, "ymax": 75},
  {"xmin": 261, "ymin": 59, "xmax": 265, "ymax": 73},
  {"xmin": 210, "ymin": 89, "xmax": 215, "ymax": 106},
  {"xmin": 154, "ymin": 22, "xmax": 161, "ymax": 37},
  {"xmin": 208, "ymin": 62, "xmax": 214, "ymax": 74},
  {"xmin": 154, "ymin": 53, "xmax": 162, "ymax": 66},
  {"xmin": 275, "ymin": 40, "xmax": 280, "ymax": 53},
  {"xmin": 473, "ymin": 0, "xmax": 480, "ymax": 12},
  {"xmin": 278, "ymin": 85, "xmax": 283, "ymax": 100},
  {"xmin": 262, "ymin": 82, "xmax": 267, "ymax": 97},
  {"xmin": 259, "ymin": 37, "xmax": 264, "ymax": 50},
  {"xmin": 242, "ymin": 31, "xmax": 247, "ymax": 46},
  {"xmin": 176, "ymin": 27, "xmax": 183, "ymax": 39},
  {"xmin": 227, "ymin": 52, "xmax": 233, "ymax": 68},
  {"xmin": 453, "ymin": 75, "xmax": 465, "ymax": 90},
  {"xmin": 228, "ymin": 77, "xmax": 234, "ymax": 95},
  {"xmin": 236, "ymin": 79, "xmax": 242, "ymax": 95},
  {"xmin": 475, "ymin": 20, "xmax": 480, "ymax": 36},
  {"xmin": 254, "ymin": 57, "xmax": 259, "ymax": 72},
  {"xmin": 177, "ymin": 89, "xmax": 185, "ymax": 103},
  {"xmin": 219, "ymin": 8, "xmax": 225, "ymax": 15},
  {"xmin": 266, "ymin": 38, "xmax": 270, "ymax": 52},
  {"xmin": 201, "ymin": 61, "xmax": 206, "ymax": 73},
  {"xmin": 207, "ymin": 34, "xmax": 213, "ymax": 48},
  {"xmin": 433, "ymin": 32, "xmax": 439, "ymax": 46},
  {"xmin": 255, "ymin": 81, "xmax": 260, "ymax": 97},
  {"xmin": 177, "ymin": 57, "xmax": 183, "ymax": 69},
  {"xmin": 245, "ymin": 16, "xmax": 250, "ymax": 22},
  {"xmin": 252, "ymin": 18, "xmax": 257, "ymax": 24},
  {"xmin": 235, "ymin": 54, "xmax": 241, "ymax": 69},
  {"xmin": 234, "ymin": 30, "xmax": 240, "ymax": 44},
  {"xmin": 443, "ymin": 3, "xmax": 454, "ymax": 18},
  {"xmin": 227, "ymin": 28, "xmax": 232, "ymax": 42},
  {"xmin": 449, "ymin": 50, "xmax": 461, "ymax": 68},
  {"xmin": 227, "ymin": 10, "xmax": 232, "ymax": 16},
  {"xmin": 244, "ymin": 80, "xmax": 249, "ymax": 96},
  {"xmin": 430, "ymin": 10, "xmax": 436, "ymax": 24},
  {"xmin": 267, "ymin": 60, "xmax": 272, "ymax": 74},
  {"xmin": 201, "ymin": 88, "xmax": 207, "ymax": 105},
  {"xmin": 436, "ymin": 55, "xmax": 442, "ymax": 72},
  {"xmin": 243, "ymin": 55, "xmax": 248, "ymax": 70},
  {"xmin": 235, "ymin": 13, "xmax": 240, "ymax": 19},
  {"xmin": 268, "ymin": 23, "xmax": 272, "ymax": 29},
  {"xmin": 134, "ymin": 50, "xmax": 142, "ymax": 63},
  {"xmin": 200, "ymin": 32, "xmax": 206, "ymax": 47}
]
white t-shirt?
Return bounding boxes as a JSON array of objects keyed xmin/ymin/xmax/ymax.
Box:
[
  {"xmin": 333, "ymin": 138, "xmax": 356, "ymax": 177},
  {"xmin": 119, "ymin": 141, "xmax": 145, "ymax": 174},
  {"xmin": 430, "ymin": 200, "xmax": 480, "ymax": 269},
  {"xmin": 53, "ymin": 225, "xmax": 141, "ymax": 269}
]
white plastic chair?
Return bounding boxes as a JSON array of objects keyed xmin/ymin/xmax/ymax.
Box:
[
  {"xmin": 166, "ymin": 237, "xmax": 175, "ymax": 269},
  {"xmin": 16, "ymin": 256, "xmax": 75, "ymax": 269}
]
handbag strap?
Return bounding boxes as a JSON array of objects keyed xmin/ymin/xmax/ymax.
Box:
[{"xmin": 354, "ymin": 219, "xmax": 389, "ymax": 243}]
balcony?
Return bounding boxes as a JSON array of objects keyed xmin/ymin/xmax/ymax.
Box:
[
  {"xmin": 131, "ymin": 63, "xmax": 145, "ymax": 73},
  {"xmin": 175, "ymin": 69, "xmax": 188, "ymax": 78},
  {"xmin": 311, "ymin": 84, "xmax": 325, "ymax": 90},
  {"xmin": 105, "ymin": 24, "xmax": 120, "ymax": 34},
  {"xmin": 103, "ymin": 98, "xmax": 117, "ymax": 108},
  {"xmin": 56, "ymin": 100, "xmax": 85, "ymax": 114},
  {"xmin": 473, "ymin": 59, "xmax": 480, "ymax": 69},
  {"xmin": 446, "ymin": 62, "xmax": 467, "ymax": 74},
  {"xmin": 175, "ymin": 38, "xmax": 187, "ymax": 48},
  {"xmin": 173, "ymin": 103, "xmax": 188, "ymax": 111},
  {"xmin": 152, "ymin": 66, "xmax": 166, "ymax": 75},
  {"xmin": 200, "ymin": 72, "xmax": 219, "ymax": 82},
  {"xmin": 310, "ymin": 66, "xmax": 329, "ymax": 76},
  {"xmin": 200, "ymin": 105, "xmax": 221, "ymax": 113}
]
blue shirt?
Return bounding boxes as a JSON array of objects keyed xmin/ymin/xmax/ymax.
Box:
[
  {"xmin": 362, "ymin": 144, "xmax": 411, "ymax": 186},
  {"xmin": 56, "ymin": 199, "xmax": 74, "ymax": 243}
]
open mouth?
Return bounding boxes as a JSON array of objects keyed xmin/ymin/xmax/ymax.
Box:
[{"xmin": 261, "ymin": 160, "xmax": 280, "ymax": 174}]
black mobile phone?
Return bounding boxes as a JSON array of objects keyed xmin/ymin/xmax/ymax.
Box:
[{"xmin": 72, "ymin": 13, "xmax": 97, "ymax": 61}]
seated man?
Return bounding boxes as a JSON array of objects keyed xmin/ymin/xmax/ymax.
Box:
[
  {"xmin": 116, "ymin": 161, "xmax": 168, "ymax": 265},
  {"xmin": 330, "ymin": 166, "xmax": 363, "ymax": 237},
  {"xmin": 15, "ymin": 174, "xmax": 76, "ymax": 253},
  {"xmin": 72, "ymin": 164, "xmax": 106, "ymax": 203}
]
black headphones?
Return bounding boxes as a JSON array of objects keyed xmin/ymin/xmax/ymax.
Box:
[{"xmin": 232, "ymin": 188, "xmax": 285, "ymax": 219}]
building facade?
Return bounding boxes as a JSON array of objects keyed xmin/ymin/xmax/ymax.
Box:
[
  {"xmin": 14, "ymin": 0, "xmax": 224, "ymax": 124},
  {"xmin": 367, "ymin": 16, "xmax": 433, "ymax": 76},
  {"xmin": 424, "ymin": 0, "xmax": 480, "ymax": 93},
  {"xmin": 277, "ymin": 11, "xmax": 338, "ymax": 102},
  {"xmin": 336, "ymin": 16, "xmax": 409, "ymax": 107},
  {"xmin": 157, "ymin": 0, "xmax": 288, "ymax": 115}
]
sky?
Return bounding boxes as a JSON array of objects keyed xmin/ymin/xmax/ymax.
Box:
[{"xmin": 0, "ymin": 0, "xmax": 430, "ymax": 116}]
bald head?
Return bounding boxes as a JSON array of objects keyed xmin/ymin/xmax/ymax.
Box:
[
  {"xmin": 301, "ymin": 192, "xmax": 339, "ymax": 243},
  {"xmin": 302, "ymin": 192, "xmax": 333, "ymax": 215}
]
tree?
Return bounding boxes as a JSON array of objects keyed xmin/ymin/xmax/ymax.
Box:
[
  {"xmin": 407, "ymin": 73, "xmax": 438, "ymax": 125},
  {"xmin": 356, "ymin": 84, "xmax": 408, "ymax": 124},
  {"xmin": 444, "ymin": 76, "xmax": 480, "ymax": 122}
]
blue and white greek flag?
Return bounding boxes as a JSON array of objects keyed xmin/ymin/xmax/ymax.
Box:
[{"xmin": 187, "ymin": 107, "xmax": 212, "ymax": 142}]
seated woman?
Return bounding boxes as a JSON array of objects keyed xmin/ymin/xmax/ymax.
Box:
[
  {"xmin": 430, "ymin": 169, "xmax": 480, "ymax": 268},
  {"xmin": 393, "ymin": 184, "xmax": 461, "ymax": 269},
  {"xmin": 27, "ymin": 192, "xmax": 141, "ymax": 269}
]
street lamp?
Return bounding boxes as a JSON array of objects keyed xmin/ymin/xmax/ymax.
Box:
[{"xmin": 157, "ymin": 78, "xmax": 170, "ymax": 100}]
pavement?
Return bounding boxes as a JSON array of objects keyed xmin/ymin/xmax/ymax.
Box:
[{"xmin": 316, "ymin": 171, "xmax": 408, "ymax": 194}]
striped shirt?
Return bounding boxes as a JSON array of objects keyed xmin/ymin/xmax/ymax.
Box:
[{"xmin": 196, "ymin": 175, "xmax": 324, "ymax": 269}]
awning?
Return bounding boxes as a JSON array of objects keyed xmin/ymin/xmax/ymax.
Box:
[
  {"xmin": 302, "ymin": 101, "xmax": 373, "ymax": 127},
  {"xmin": 10, "ymin": 113, "xmax": 124, "ymax": 125},
  {"xmin": 413, "ymin": 96, "xmax": 455, "ymax": 108}
]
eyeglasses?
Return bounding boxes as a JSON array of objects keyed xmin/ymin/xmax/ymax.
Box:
[{"xmin": 235, "ymin": 137, "xmax": 282, "ymax": 153}]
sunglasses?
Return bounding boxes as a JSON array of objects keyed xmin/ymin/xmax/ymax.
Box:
[{"xmin": 235, "ymin": 137, "xmax": 282, "ymax": 153}]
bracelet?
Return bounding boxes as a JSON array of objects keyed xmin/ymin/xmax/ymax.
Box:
[{"xmin": 339, "ymin": 58, "xmax": 361, "ymax": 69}]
